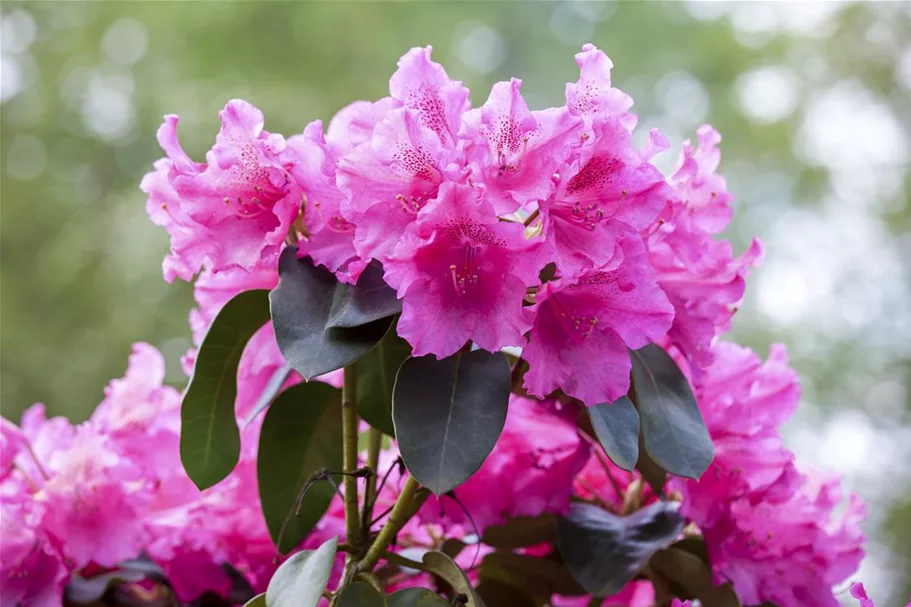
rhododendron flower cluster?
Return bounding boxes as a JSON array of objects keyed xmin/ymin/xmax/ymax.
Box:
[
  {"xmin": 0, "ymin": 44, "xmax": 879, "ymax": 607},
  {"xmin": 144, "ymin": 44, "xmax": 757, "ymax": 407}
]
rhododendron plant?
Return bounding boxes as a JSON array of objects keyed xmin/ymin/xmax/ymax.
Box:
[{"xmin": 1, "ymin": 44, "xmax": 881, "ymax": 607}]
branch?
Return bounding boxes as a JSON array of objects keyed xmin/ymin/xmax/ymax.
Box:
[
  {"xmin": 358, "ymin": 474, "xmax": 429, "ymax": 572},
  {"xmin": 342, "ymin": 363, "xmax": 361, "ymax": 546}
]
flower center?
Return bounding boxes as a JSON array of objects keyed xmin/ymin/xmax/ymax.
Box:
[
  {"xmin": 549, "ymin": 294, "xmax": 598, "ymax": 341},
  {"xmin": 449, "ymin": 247, "xmax": 479, "ymax": 295}
]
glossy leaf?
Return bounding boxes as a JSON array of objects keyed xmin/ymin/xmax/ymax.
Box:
[
  {"xmin": 243, "ymin": 595, "xmax": 267, "ymax": 607},
  {"xmin": 270, "ymin": 249, "xmax": 392, "ymax": 380},
  {"xmin": 266, "ymin": 537, "xmax": 337, "ymax": 607},
  {"xmin": 388, "ymin": 588, "xmax": 449, "ymax": 607},
  {"xmin": 475, "ymin": 580, "xmax": 537, "ymax": 607},
  {"xmin": 358, "ymin": 322, "xmax": 410, "ymax": 437},
  {"xmin": 258, "ymin": 382, "xmax": 342, "ymax": 553},
  {"xmin": 421, "ymin": 551, "xmax": 486, "ymax": 607},
  {"xmin": 337, "ymin": 581, "xmax": 386, "ymax": 607},
  {"xmin": 481, "ymin": 514, "xmax": 556, "ymax": 549},
  {"xmin": 636, "ymin": 435, "xmax": 668, "ymax": 495},
  {"xmin": 587, "ymin": 395, "xmax": 640, "ymax": 471},
  {"xmin": 631, "ymin": 344, "xmax": 714, "ymax": 479},
  {"xmin": 481, "ymin": 553, "xmax": 584, "ymax": 596},
  {"xmin": 556, "ymin": 501, "xmax": 684, "ymax": 597},
  {"xmin": 393, "ymin": 350, "xmax": 510, "ymax": 495},
  {"xmin": 649, "ymin": 548, "xmax": 741, "ymax": 607},
  {"xmin": 181, "ymin": 289, "xmax": 271, "ymax": 489},
  {"xmin": 326, "ymin": 262, "xmax": 402, "ymax": 329},
  {"xmin": 243, "ymin": 364, "xmax": 293, "ymax": 427}
]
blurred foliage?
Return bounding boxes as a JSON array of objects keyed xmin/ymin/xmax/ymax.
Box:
[{"xmin": 1, "ymin": 1, "xmax": 909, "ymax": 604}]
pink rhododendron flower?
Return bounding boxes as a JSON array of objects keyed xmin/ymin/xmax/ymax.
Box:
[
  {"xmin": 0, "ymin": 503, "xmax": 68, "ymax": 607},
  {"xmin": 1, "ymin": 417, "xmax": 26, "ymax": 481},
  {"xmin": 385, "ymin": 182, "xmax": 545, "ymax": 357},
  {"xmin": 337, "ymin": 46, "xmax": 469, "ymax": 263},
  {"xmin": 143, "ymin": 101, "xmax": 300, "ymax": 280},
  {"xmin": 523, "ymin": 233, "xmax": 674, "ymax": 405},
  {"xmin": 539, "ymin": 122, "xmax": 670, "ymax": 279},
  {"xmin": 647, "ymin": 125, "xmax": 762, "ymax": 372},
  {"xmin": 423, "ymin": 395, "xmax": 590, "ymax": 530},
  {"xmin": 38, "ymin": 424, "xmax": 146, "ymax": 568},
  {"xmin": 287, "ymin": 121, "xmax": 367, "ymax": 282},
  {"xmin": 90, "ymin": 343, "xmax": 183, "ymax": 479},
  {"xmin": 671, "ymin": 342, "xmax": 801, "ymax": 526},
  {"xmin": 669, "ymin": 342, "xmax": 866, "ymax": 607},
  {"xmin": 338, "ymin": 108, "xmax": 461, "ymax": 263},
  {"xmin": 389, "ymin": 46, "xmax": 470, "ymax": 149},
  {"xmin": 565, "ymin": 44, "xmax": 636, "ymax": 132},
  {"xmin": 461, "ymin": 78, "xmax": 582, "ymax": 214},
  {"xmin": 851, "ymin": 583, "xmax": 876, "ymax": 607}
]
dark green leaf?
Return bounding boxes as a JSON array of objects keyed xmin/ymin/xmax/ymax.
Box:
[
  {"xmin": 631, "ymin": 344, "xmax": 714, "ymax": 479},
  {"xmin": 258, "ymin": 382, "xmax": 342, "ymax": 553},
  {"xmin": 440, "ymin": 538, "xmax": 467, "ymax": 560},
  {"xmin": 388, "ymin": 588, "xmax": 449, "ymax": 607},
  {"xmin": 556, "ymin": 501, "xmax": 684, "ymax": 597},
  {"xmin": 265, "ymin": 537, "xmax": 337, "ymax": 607},
  {"xmin": 243, "ymin": 364, "xmax": 293, "ymax": 428},
  {"xmin": 270, "ymin": 249, "xmax": 393, "ymax": 380},
  {"xmin": 327, "ymin": 262, "xmax": 402, "ymax": 329},
  {"xmin": 357, "ymin": 322, "xmax": 411, "ymax": 437},
  {"xmin": 636, "ymin": 435, "xmax": 667, "ymax": 495},
  {"xmin": 481, "ymin": 514, "xmax": 556, "ymax": 549},
  {"xmin": 181, "ymin": 289, "xmax": 271, "ymax": 489},
  {"xmin": 477, "ymin": 554, "xmax": 551, "ymax": 604},
  {"xmin": 421, "ymin": 551, "xmax": 486, "ymax": 607},
  {"xmin": 587, "ymin": 395, "xmax": 639, "ymax": 471},
  {"xmin": 668, "ymin": 537, "xmax": 710, "ymax": 563},
  {"xmin": 393, "ymin": 351, "xmax": 510, "ymax": 495},
  {"xmin": 243, "ymin": 595, "xmax": 267, "ymax": 607},
  {"xmin": 480, "ymin": 553, "xmax": 585, "ymax": 596},
  {"xmin": 475, "ymin": 580, "xmax": 537, "ymax": 607},
  {"xmin": 336, "ymin": 581, "xmax": 386, "ymax": 607},
  {"xmin": 649, "ymin": 548, "xmax": 741, "ymax": 607}
]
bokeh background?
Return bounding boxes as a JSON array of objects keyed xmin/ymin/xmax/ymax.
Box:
[{"xmin": 1, "ymin": 1, "xmax": 909, "ymax": 603}]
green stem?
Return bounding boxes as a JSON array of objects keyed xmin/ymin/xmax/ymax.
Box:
[
  {"xmin": 363, "ymin": 427, "xmax": 382, "ymax": 529},
  {"xmin": 358, "ymin": 474, "xmax": 428, "ymax": 572},
  {"xmin": 342, "ymin": 363, "xmax": 361, "ymax": 548}
]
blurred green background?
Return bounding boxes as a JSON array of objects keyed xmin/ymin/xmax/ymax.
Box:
[{"xmin": 1, "ymin": 1, "xmax": 909, "ymax": 603}]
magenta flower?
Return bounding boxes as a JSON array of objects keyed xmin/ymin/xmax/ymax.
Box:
[
  {"xmin": 90, "ymin": 343, "xmax": 183, "ymax": 479},
  {"xmin": 0, "ymin": 504, "xmax": 68, "ymax": 607},
  {"xmin": 671, "ymin": 343, "xmax": 801, "ymax": 526},
  {"xmin": 338, "ymin": 107, "xmax": 460, "ymax": 263},
  {"xmin": 286, "ymin": 121, "xmax": 367, "ymax": 283},
  {"xmin": 389, "ymin": 46, "xmax": 470, "ymax": 149},
  {"xmin": 384, "ymin": 182, "xmax": 545, "ymax": 357},
  {"xmin": 462, "ymin": 78, "xmax": 583, "ymax": 214},
  {"xmin": 143, "ymin": 101, "xmax": 300, "ymax": 280},
  {"xmin": 38, "ymin": 425, "xmax": 146, "ymax": 568},
  {"xmin": 523, "ymin": 233, "xmax": 674, "ymax": 406},
  {"xmin": 648, "ymin": 126, "xmax": 763, "ymax": 372},
  {"xmin": 565, "ymin": 44, "xmax": 637, "ymax": 132},
  {"xmin": 850, "ymin": 584, "xmax": 876, "ymax": 607},
  {"xmin": 337, "ymin": 46, "xmax": 470, "ymax": 263},
  {"xmin": 540, "ymin": 122, "xmax": 671, "ymax": 279}
]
